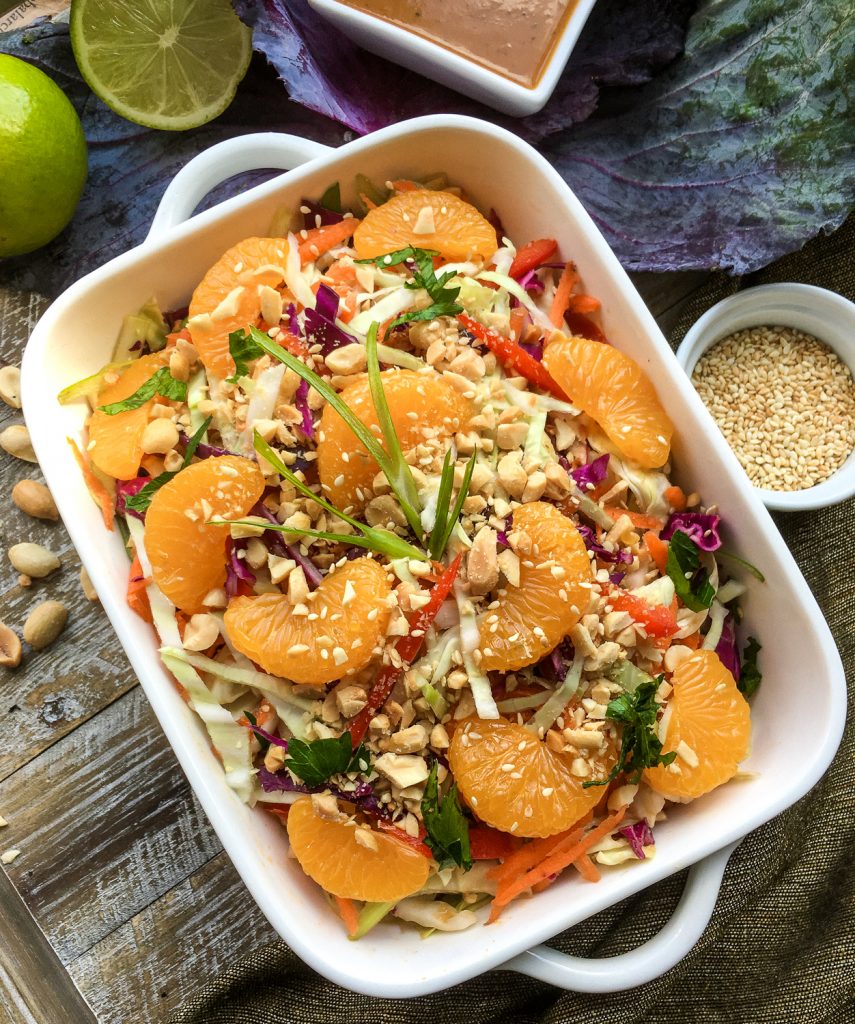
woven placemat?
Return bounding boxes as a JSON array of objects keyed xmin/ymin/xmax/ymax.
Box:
[{"xmin": 170, "ymin": 219, "xmax": 855, "ymax": 1024}]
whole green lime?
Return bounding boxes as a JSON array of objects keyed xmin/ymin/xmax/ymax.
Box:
[{"xmin": 0, "ymin": 55, "xmax": 88, "ymax": 258}]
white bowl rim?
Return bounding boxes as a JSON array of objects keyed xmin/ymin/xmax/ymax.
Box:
[
  {"xmin": 676, "ymin": 282, "xmax": 855, "ymax": 512},
  {"xmin": 307, "ymin": 0, "xmax": 599, "ymax": 115}
]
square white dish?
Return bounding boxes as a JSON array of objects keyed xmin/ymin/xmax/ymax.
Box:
[
  {"xmin": 22, "ymin": 116, "xmax": 845, "ymax": 997},
  {"xmin": 306, "ymin": 0, "xmax": 598, "ymax": 116}
]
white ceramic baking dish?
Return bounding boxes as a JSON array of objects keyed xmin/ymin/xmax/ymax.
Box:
[
  {"xmin": 307, "ymin": 0, "xmax": 597, "ymax": 116},
  {"xmin": 22, "ymin": 118, "xmax": 845, "ymax": 997}
]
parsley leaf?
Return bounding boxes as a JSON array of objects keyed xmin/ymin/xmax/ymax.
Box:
[
  {"xmin": 420, "ymin": 761, "xmax": 471, "ymax": 870},
  {"xmin": 228, "ymin": 328, "xmax": 264, "ymax": 382},
  {"xmin": 738, "ymin": 636, "xmax": 762, "ymax": 698},
  {"xmin": 584, "ymin": 679, "xmax": 676, "ymax": 788},
  {"xmin": 356, "ymin": 246, "xmax": 464, "ymax": 327},
  {"xmin": 99, "ymin": 366, "xmax": 187, "ymax": 414},
  {"xmin": 666, "ymin": 529, "xmax": 716, "ymax": 612},
  {"xmin": 123, "ymin": 416, "xmax": 211, "ymax": 514},
  {"xmin": 286, "ymin": 734, "xmax": 371, "ymax": 788}
]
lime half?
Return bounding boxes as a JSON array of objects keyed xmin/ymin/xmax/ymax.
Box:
[{"xmin": 70, "ymin": 0, "xmax": 252, "ymax": 131}]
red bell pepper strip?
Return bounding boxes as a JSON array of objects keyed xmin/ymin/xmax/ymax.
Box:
[
  {"xmin": 457, "ymin": 314, "xmax": 568, "ymax": 401},
  {"xmin": 564, "ymin": 309, "xmax": 608, "ymax": 344},
  {"xmin": 348, "ymin": 554, "xmax": 462, "ymax": 744},
  {"xmin": 508, "ymin": 238, "xmax": 557, "ymax": 279},
  {"xmin": 469, "ymin": 826, "xmax": 522, "ymax": 861},
  {"xmin": 376, "ymin": 820, "xmax": 434, "ymax": 859},
  {"xmin": 609, "ymin": 588, "xmax": 679, "ymax": 638}
]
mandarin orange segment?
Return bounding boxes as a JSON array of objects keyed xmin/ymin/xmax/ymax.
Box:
[
  {"xmin": 87, "ymin": 352, "xmax": 170, "ymax": 481},
  {"xmin": 188, "ymin": 237, "xmax": 292, "ymax": 378},
  {"xmin": 353, "ymin": 190, "xmax": 497, "ymax": 262},
  {"xmin": 644, "ymin": 649, "xmax": 751, "ymax": 803},
  {"xmin": 480, "ymin": 502, "xmax": 592, "ymax": 672},
  {"xmin": 145, "ymin": 455, "xmax": 264, "ymax": 612},
  {"xmin": 317, "ymin": 370, "xmax": 473, "ymax": 513},
  {"xmin": 287, "ymin": 796, "xmax": 430, "ymax": 902},
  {"xmin": 224, "ymin": 557, "xmax": 391, "ymax": 685},
  {"xmin": 543, "ymin": 332, "xmax": 674, "ymax": 469},
  {"xmin": 449, "ymin": 717, "xmax": 615, "ymax": 838}
]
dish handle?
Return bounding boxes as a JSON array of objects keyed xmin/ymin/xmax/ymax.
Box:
[
  {"xmin": 499, "ymin": 841, "xmax": 738, "ymax": 992},
  {"xmin": 146, "ymin": 133, "xmax": 335, "ymax": 242}
]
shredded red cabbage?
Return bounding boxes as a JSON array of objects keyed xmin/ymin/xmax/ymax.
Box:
[
  {"xmin": 116, "ymin": 477, "xmax": 147, "ymax": 521},
  {"xmin": 245, "ymin": 721, "xmax": 289, "ymax": 748},
  {"xmin": 294, "ymin": 378, "xmax": 315, "ymax": 438},
  {"xmin": 178, "ymin": 432, "xmax": 237, "ymax": 459},
  {"xmin": 715, "ymin": 613, "xmax": 741, "ymax": 682},
  {"xmin": 618, "ymin": 820, "xmax": 655, "ymax": 859},
  {"xmin": 496, "ymin": 513, "xmax": 513, "ymax": 549},
  {"xmin": 285, "ymin": 302, "xmax": 299, "ymax": 337},
  {"xmin": 258, "ymin": 766, "xmax": 386, "ymax": 817},
  {"xmin": 662, "ymin": 512, "xmax": 722, "ymax": 551},
  {"xmin": 571, "ymin": 453, "xmax": 610, "ymax": 489},
  {"xmin": 519, "ymin": 339, "xmax": 544, "ymax": 362},
  {"xmin": 301, "ymin": 198, "xmax": 344, "ymax": 228},
  {"xmin": 516, "ymin": 268, "xmax": 546, "ymax": 293},
  {"xmin": 252, "ymin": 502, "xmax": 323, "ymax": 589},
  {"xmin": 225, "ymin": 539, "xmax": 256, "ymax": 597},
  {"xmin": 304, "ymin": 283, "xmax": 355, "ymax": 355},
  {"xmin": 577, "ymin": 524, "xmax": 633, "ymax": 565},
  {"xmin": 609, "ymin": 571, "xmax": 626, "ymax": 585}
]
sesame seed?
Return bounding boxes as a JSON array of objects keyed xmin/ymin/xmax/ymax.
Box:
[
  {"xmin": 692, "ymin": 325, "xmax": 855, "ymax": 490},
  {"xmin": 541, "ymin": 787, "xmax": 553, "ymax": 797}
]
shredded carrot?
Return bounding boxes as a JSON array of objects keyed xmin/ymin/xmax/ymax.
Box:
[
  {"xmin": 166, "ymin": 327, "xmax": 191, "ymax": 348},
  {"xmin": 644, "ymin": 530, "xmax": 669, "ymax": 575},
  {"xmin": 335, "ymin": 896, "xmax": 360, "ymax": 937},
  {"xmin": 509, "ymin": 306, "xmax": 527, "ymax": 342},
  {"xmin": 358, "ymin": 192, "xmax": 377, "ymax": 211},
  {"xmin": 567, "ymin": 294, "xmax": 601, "ymax": 315},
  {"xmin": 298, "ymin": 218, "xmax": 361, "ymax": 265},
  {"xmin": 664, "ymin": 485, "xmax": 687, "ymax": 511},
  {"xmin": 488, "ymin": 811, "xmax": 593, "ymax": 887},
  {"xmin": 264, "ymin": 805, "xmax": 290, "ymax": 823},
  {"xmin": 604, "ymin": 505, "xmax": 664, "ymax": 532},
  {"xmin": 68, "ymin": 437, "xmax": 114, "ymax": 531},
  {"xmin": 682, "ymin": 630, "xmax": 702, "ymax": 649},
  {"xmin": 391, "ymin": 178, "xmax": 419, "ymax": 192},
  {"xmin": 549, "ymin": 261, "xmax": 582, "ymax": 328},
  {"xmin": 574, "ymin": 853, "xmax": 601, "ymax": 883},
  {"xmin": 126, "ymin": 554, "xmax": 152, "ymax": 623},
  {"xmin": 488, "ymin": 808, "xmax": 626, "ymax": 922}
]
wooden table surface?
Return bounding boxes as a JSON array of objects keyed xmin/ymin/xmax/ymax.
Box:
[{"xmin": 0, "ymin": 270, "xmax": 712, "ymax": 1023}]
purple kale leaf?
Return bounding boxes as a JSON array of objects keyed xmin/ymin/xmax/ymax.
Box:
[{"xmin": 545, "ymin": 0, "xmax": 854, "ymax": 272}]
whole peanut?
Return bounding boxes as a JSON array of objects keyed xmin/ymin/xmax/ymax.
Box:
[
  {"xmin": 12, "ymin": 480, "xmax": 58, "ymax": 520},
  {"xmin": 23, "ymin": 601, "xmax": 68, "ymax": 650}
]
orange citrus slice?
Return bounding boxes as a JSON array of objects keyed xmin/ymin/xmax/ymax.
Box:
[
  {"xmin": 317, "ymin": 369, "xmax": 472, "ymax": 513},
  {"xmin": 353, "ymin": 190, "xmax": 497, "ymax": 262},
  {"xmin": 644, "ymin": 649, "xmax": 751, "ymax": 802},
  {"xmin": 480, "ymin": 502, "xmax": 592, "ymax": 672},
  {"xmin": 188, "ymin": 236, "xmax": 292, "ymax": 379},
  {"xmin": 88, "ymin": 351, "xmax": 169, "ymax": 480},
  {"xmin": 145, "ymin": 455, "xmax": 264, "ymax": 612},
  {"xmin": 449, "ymin": 717, "xmax": 615, "ymax": 838},
  {"xmin": 287, "ymin": 796, "xmax": 430, "ymax": 901},
  {"xmin": 543, "ymin": 332, "xmax": 674, "ymax": 469},
  {"xmin": 224, "ymin": 557, "xmax": 391, "ymax": 685}
]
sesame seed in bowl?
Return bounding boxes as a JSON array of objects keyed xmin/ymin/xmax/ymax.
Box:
[{"xmin": 676, "ymin": 284, "xmax": 855, "ymax": 511}]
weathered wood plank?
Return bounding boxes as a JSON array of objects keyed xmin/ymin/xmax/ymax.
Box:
[
  {"xmin": 67, "ymin": 851, "xmax": 273, "ymax": 1024},
  {"xmin": 0, "ymin": 867, "xmax": 96, "ymax": 1024},
  {"xmin": 0, "ymin": 286, "xmax": 138, "ymax": 780},
  {"xmin": 0, "ymin": 686, "xmax": 223, "ymax": 963}
]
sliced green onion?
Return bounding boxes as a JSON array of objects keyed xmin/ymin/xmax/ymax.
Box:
[
  {"xmin": 428, "ymin": 449, "xmax": 456, "ymax": 561},
  {"xmin": 436, "ymin": 453, "xmax": 476, "ymax": 557},
  {"xmin": 716, "ymin": 548, "xmax": 766, "ymax": 583}
]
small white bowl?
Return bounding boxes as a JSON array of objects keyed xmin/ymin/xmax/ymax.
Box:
[
  {"xmin": 676, "ymin": 283, "xmax": 855, "ymax": 512},
  {"xmin": 307, "ymin": 0, "xmax": 597, "ymax": 116}
]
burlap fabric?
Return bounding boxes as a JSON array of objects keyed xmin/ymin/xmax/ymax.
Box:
[{"xmin": 170, "ymin": 219, "xmax": 854, "ymax": 1024}]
